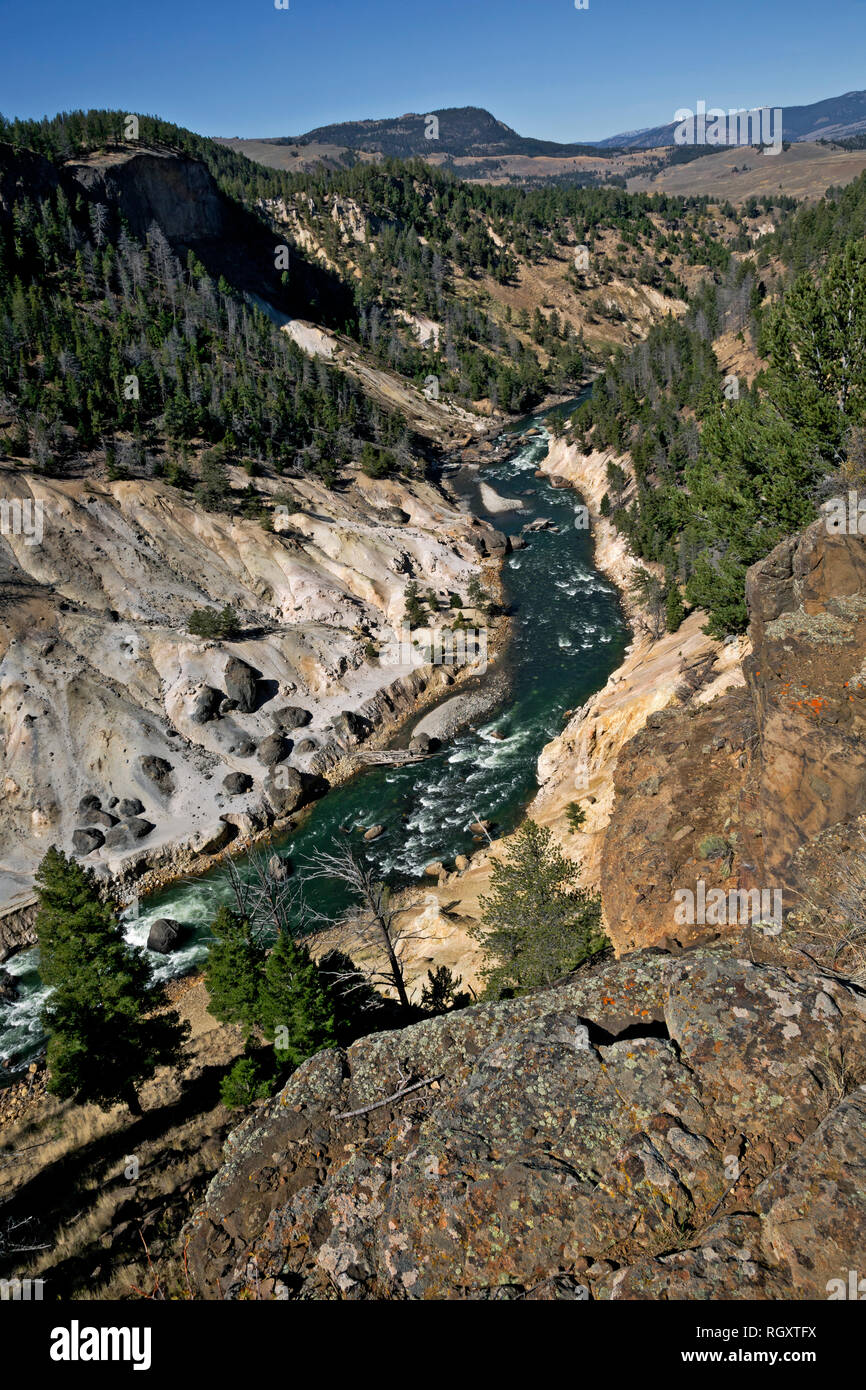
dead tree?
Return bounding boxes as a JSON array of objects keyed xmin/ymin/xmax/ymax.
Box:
[
  {"xmin": 303, "ymin": 840, "xmax": 422, "ymax": 1010},
  {"xmin": 221, "ymin": 848, "xmax": 309, "ymax": 944}
]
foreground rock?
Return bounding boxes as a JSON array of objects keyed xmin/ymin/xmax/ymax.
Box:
[{"xmin": 185, "ymin": 934, "xmax": 866, "ymax": 1300}]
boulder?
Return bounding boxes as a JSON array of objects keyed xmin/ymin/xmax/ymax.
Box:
[
  {"xmin": 221, "ymin": 810, "xmax": 265, "ymax": 840},
  {"xmin": 191, "ymin": 686, "xmax": 223, "ymax": 725},
  {"xmin": 80, "ymin": 808, "xmax": 120, "ymax": 829},
  {"xmin": 268, "ymin": 855, "xmax": 292, "ymax": 881},
  {"xmin": 264, "ymin": 767, "xmax": 308, "ymax": 817},
  {"xmin": 455, "ymin": 854, "xmax": 470, "ymax": 871},
  {"xmin": 72, "ymin": 828, "xmax": 105, "ymax": 855},
  {"xmin": 118, "ymin": 798, "xmax": 145, "ymax": 818},
  {"xmin": 363, "ymin": 825, "xmax": 385, "ymax": 842},
  {"xmin": 104, "ymin": 819, "xmax": 155, "ymax": 850},
  {"xmin": 127, "ymin": 817, "xmax": 155, "ymax": 841},
  {"xmin": 257, "ymin": 733, "xmax": 292, "ymax": 767},
  {"xmin": 224, "ymin": 657, "xmax": 259, "ymax": 714},
  {"xmin": 295, "ymin": 739, "xmax": 317, "ymax": 756},
  {"xmin": 469, "ymin": 820, "xmax": 492, "ymax": 836},
  {"xmin": 77, "ymin": 794, "xmax": 102, "ymax": 815},
  {"xmin": 425, "ymin": 861, "xmax": 445, "ymax": 877},
  {"xmin": 146, "ymin": 918, "xmax": 186, "ymax": 954},
  {"xmin": 223, "ymin": 772, "xmax": 253, "ymax": 796},
  {"xmin": 184, "ymin": 939, "xmax": 866, "ymax": 1303},
  {"xmin": 409, "ymin": 732, "xmax": 438, "ymax": 755},
  {"xmin": 272, "ymin": 706, "xmax": 313, "ymax": 733},
  {"xmin": 377, "ymin": 505, "xmax": 410, "ymax": 525},
  {"xmin": 331, "ymin": 710, "xmax": 372, "ymax": 746},
  {"xmin": 139, "ymin": 756, "xmax": 174, "ymax": 794},
  {"xmin": 0, "ymin": 968, "xmax": 18, "ymax": 1004}
]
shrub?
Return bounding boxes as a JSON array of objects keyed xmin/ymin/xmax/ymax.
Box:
[
  {"xmin": 220, "ymin": 1055, "xmax": 273, "ymax": 1109},
  {"xmin": 188, "ymin": 605, "xmax": 241, "ymax": 640}
]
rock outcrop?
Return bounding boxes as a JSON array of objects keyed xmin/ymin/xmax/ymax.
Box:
[
  {"xmin": 602, "ymin": 519, "xmax": 866, "ymax": 951},
  {"xmin": 0, "ymin": 463, "xmax": 504, "ymax": 918},
  {"xmin": 185, "ymin": 932, "xmax": 866, "ymax": 1300}
]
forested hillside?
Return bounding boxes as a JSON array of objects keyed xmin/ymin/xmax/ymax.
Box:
[
  {"xmin": 0, "ymin": 109, "xmax": 758, "ymax": 491},
  {"xmin": 571, "ymin": 172, "xmax": 866, "ymax": 634}
]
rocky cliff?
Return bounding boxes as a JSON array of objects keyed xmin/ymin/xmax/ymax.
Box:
[
  {"xmin": 602, "ymin": 518, "xmax": 866, "ymax": 953},
  {"xmin": 185, "ymin": 928, "xmax": 866, "ymax": 1299},
  {"xmin": 0, "ymin": 463, "xmax": 505, "ymax": 925}
]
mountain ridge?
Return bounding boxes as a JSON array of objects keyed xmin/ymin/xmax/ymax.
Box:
[{"xmin": 237, "ymin": 89, "xmax": 866, "ymax": 158}]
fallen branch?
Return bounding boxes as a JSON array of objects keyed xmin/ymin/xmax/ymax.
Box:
[{"xmin": 335, "ymin": 1074, "xmax": 443, "ymax": 1119}]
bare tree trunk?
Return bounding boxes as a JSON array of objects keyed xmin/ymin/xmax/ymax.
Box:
[
  {"xmin": 304, "ymin": 842, "xmax": 420, "ymax": 1010},
  {"xmin": 374, "ymin": 912, "xmax": 411, "ymax": 1010}
]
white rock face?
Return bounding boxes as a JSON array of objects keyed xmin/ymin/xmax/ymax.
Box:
[
  {"xmin": 478, "ymin": 482, "xmax": 524, "ymax": 514},
  {"xmin": 0, "ymin": 466, "xmax": 500, "ymax": 906}
]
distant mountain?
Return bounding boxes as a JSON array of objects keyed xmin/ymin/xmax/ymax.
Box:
[
  {"xmin": 281, "ymin": 91, "xmax": 866, "ymax": 159},
  {"xmin": 285, "ymin": 106, "xmax": 609, "ymax": 158},
  {"xmin": 595, "ymin": 89, "xmax": 866, "ymax": 149}
]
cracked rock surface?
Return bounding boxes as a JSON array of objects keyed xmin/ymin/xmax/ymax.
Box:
[{"xmin": 184, "ymin": 932, "xmax": 866, "ymax": 1299}]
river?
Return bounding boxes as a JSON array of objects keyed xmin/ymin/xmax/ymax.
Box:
[{"xmin": 0, "ymin": 403, "xmax": 628, "ymax": 1068}]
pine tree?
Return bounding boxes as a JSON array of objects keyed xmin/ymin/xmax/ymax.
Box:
[
  {"xmin": 259, "ymin": 931, "xmax": 337, "ymax": 1066},
  {"xmin": 665, "ymin": 579, "xmax": 685, "ymax": 632},
  {"xmin": 471, "ymin": 821, "xmax": 606, "ymax": 996},
  {"xmin": 35, "ymin": 849, "xmax": 189, "ymax": 1115},
  {"xmin": 203, "ymin": 905, "xmax": 265, "ymax": 1038}
]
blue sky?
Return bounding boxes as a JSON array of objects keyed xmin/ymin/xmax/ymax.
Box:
[{"xmin": 2, "ymin": 0, "xmax": 866, "ymax": 142}]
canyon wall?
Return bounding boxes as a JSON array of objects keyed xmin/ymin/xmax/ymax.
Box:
[{"xmin": 0, "ymin": 464, "xmax": 505, "ymax": 923}]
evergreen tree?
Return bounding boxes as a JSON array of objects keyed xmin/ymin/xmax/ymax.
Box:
[
  {"xmin": 665, "ymin": 579, "xmax": 686, "ymax": 633},
  {"xmin": 203, "ymin": 905, "xmax": 265, "ymax": 1038},
  {"xmin": 629, "ymin": 566, "xmax": 666, "ymax": 640},
  {"xmin": 35, "ymin": 849, "xmax": 189, "ymax": 1115},
  {"xmin": 219, "ymin": 1055, "xmax": 273, "ymax": 1109},
  {"xmin": 259, "ymin": 930, "xmax": 337, "ymax": 1066},
  {"xmin": 471, "ymin": 821, "xmax": 606, "ymax": 996},
  {"xmin": 420, "ymin": 965, "xmax": 470, "ymax": 1015}
]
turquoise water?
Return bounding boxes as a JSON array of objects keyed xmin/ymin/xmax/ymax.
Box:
[{"xmin": 0, "ymin": 405, "xmax": 628, "ymax": 1067}]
